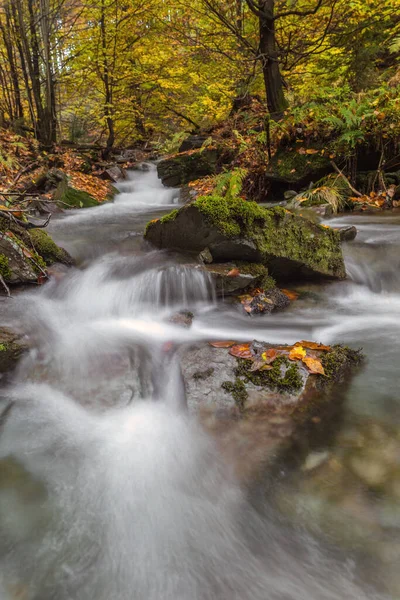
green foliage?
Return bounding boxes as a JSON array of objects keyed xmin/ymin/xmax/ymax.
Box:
[{"xmin": 158, "ymin": 132, "xmax": 190, "ymax": 155}]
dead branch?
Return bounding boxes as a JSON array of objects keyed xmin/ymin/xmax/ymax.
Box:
[{"xmin": 330, "ymin": 161, "xmax": 362, "ymax": 197}]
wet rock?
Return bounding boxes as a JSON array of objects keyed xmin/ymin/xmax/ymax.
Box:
[
  {"xmin": 180, "ymin": 342, "xmax": 361, "ymax": 415},
  {"xmin": 169, "ymin": 310, "xmax": 193, "ymax": 328},
  {"xmin": 198, "ymin": 247, "xmax": 213, "ymax": 264},
  {"xmin": 157, "ymin": 149, "xmax": 219, "ymax": 187},
  {"xmin": 199, "ymin": 263, "xmax": 261, "ymax": 295},
  {"xmin": 99, "ymin": 166, "xmax": 126, "ymax": 183},
  {"xmin": 0, "ymin": 217, "xmax": 73, "ymax": 286},
  {"xmin": 145, "ymin": 198, "xmax": 346, "ymax": 281},
  {"xmin": 0, "ymin": 327, "xmax": 28, "ymax": 374},
  {"xmin": 336, "ymin": 225, "xmax": 357, "ymax": 242},
  {"xmin": 179, "ymin": 134, "xmax": 210, "ymax": 153},
  {"xmin": 243, "ymin": 288, "xmax": 290, "ymax": 314}
]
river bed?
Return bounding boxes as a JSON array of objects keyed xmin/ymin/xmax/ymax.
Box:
[{"xmin": 0, "ymin": 165, "xmax": 398, "ymax": 599}]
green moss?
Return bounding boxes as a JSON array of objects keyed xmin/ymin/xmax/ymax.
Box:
[
  {"xmin": 29, "ymin": 229, "xmax": 70, "ymax": 266},
  {"xmin": 236, "ymin": 262, "xmax": 276, "ymax": 290},
  {"xmin": 0, "ymin": 343, "xmax": 7, "ymax": 351},
  {"xmin": 222, "ymin": 378, "xmax": 248, "ymax": 409},
  {"xmin": 268, "ymin": 147, "xmax": 330, "ymax": 181},
  {"xmin": 322, "ymin": 345, "xmax": 364, "ymax": 380},
  {"xmin": 235, "ymin": 355, "xmax": 303, "ymax": 393},
  {"xmin": 160, "ymin": 209, "xmax": 179, "ymax": 224},
  {"xmin": 55, "ymin": 180, "xmax": 98, "ymax": 208},
  {"xmin": 193, "ymin": 194, "xmax": 345, "ymax": 278},
  {"xmin": 193, "ymin": 367, "xmax": 214, "ymax": 380},
  {"xmin": 0, "ymin": 254, "xmax": 11, "ymax": 280}
]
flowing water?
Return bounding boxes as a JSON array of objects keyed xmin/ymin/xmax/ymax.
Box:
[{"xmin": 0, "ymin": 165, "xmax": 399, "ymax": 599}]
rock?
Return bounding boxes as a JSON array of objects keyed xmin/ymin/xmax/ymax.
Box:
[
  {"xmin": 168, "ymin": 310, "xmax": 193, "ymax": 328},
  {"xmin": 145, "ymin": 197, "xmax": 346, "ymax": 281},
  {"xmin": 180, "ymin": 343, "xmax": 361, "ymax": 415},
  {"xmin": 200, "ymin": 263, "xmax": 263, "ymax": 295},
  {"xmin": 0, "ymin": 326, "xmax": 28, "ymax": 374},
  {"xmin": 55, "ymin": 177, "xmax": 99, "ymax": 208},
  {"xmin": 284, "ymin": 190, "xmax": 298, "ymax": 200},
  {"xmin": 243, "ymin": 288, "xmax": 290, "ymax": 315},
  {"xmin": 198, "ymin": 247, "xmax": 213, "ymax": 264},
  {"xmin": 336, "ymin": 225, "xmax": 357, "ymax": 242},
  {"xmin": 179, "ymin": 134, "xmax": 210, "ymax": 153},
  {"xmin": 0, "ymin": 217, "xmax": 73, "ymax": 286},
  {"xmin": 179, "ymin": 343, "xmax": 361, "ymax": 480},
  {"xmin": 157, "ymin": 148, "xmax": 219, "ymax": 187},
  {"xmin": 29, "ymin": 229, "xmax": 73, "ymax": 266},
  {"xmin": 99, "ymin": 166, "xmax": 126, "ymax": 183},
  {"xmin": 265, "ymin": 145, "xmax": 332, "ymax": 197}
]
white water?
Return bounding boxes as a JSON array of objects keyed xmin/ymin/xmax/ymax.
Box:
[{"xmin": 0, "ymin": 166, "xmax": 395, "ymax": 599}]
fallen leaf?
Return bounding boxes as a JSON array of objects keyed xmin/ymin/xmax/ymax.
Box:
[
  {"xmin": 209, "ymin": 341, "xmax": 236, "ymax": 348},
  {"xmin": 261, "ymin": 348, "xmax": 278, "ymax": 363},
  {"xmin": 22, "ymin": 248, "xmax": 33, "ymax": 258},
  {"xmin": 296, "ymin": 340, "xmax": 331, "ymax": 351},
  {"xmin": 281, "ymin": 288, "xmax": 299, "ymax": 301},
  {"xmin": 305, "ymin": 148, "xmax": 319, "ymax": 154},
  {"xmin": 289, "ymin": 345, "xmax": 306, "ymax": 360},
  {"xmin": 229, "ymin": 343, "xmax": 253, "ymax": 359},
  {"xmin": 302, "ymin": 356, "xmax": 326, "ymax": 375},
  {"xmin": 227, "ymin": 268, "xmax": 240, "ymax": 277}
]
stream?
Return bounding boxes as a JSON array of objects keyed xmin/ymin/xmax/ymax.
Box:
[{"xmin": 0, "ymin": 164, "xmax": 399, "ymax": 599}]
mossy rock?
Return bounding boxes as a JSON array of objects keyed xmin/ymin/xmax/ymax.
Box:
[
  {"xmin": 0, "ymin": 326, "xmax": 28, "ymax": 374},
  {"xmin": 55, "ymin": 178, "xmax": 98, "ymax": 208},
  {"xmin": 145, "ymin": 196, "xmax": 346, "ymax": 281},
  {"xmin": 0, "ymin": 217, "xmax": 72, "ymax": 286},
  {"xmin": 29, "ymin": 229, "xmax": 73, "ymax": 266},
  {"xmin": 265, "ymin": 145, "xmax": 332, "ymax": 197},
  {"xmin": 157, "ymin": 148, "xmax": 219, "ymax": 187}
]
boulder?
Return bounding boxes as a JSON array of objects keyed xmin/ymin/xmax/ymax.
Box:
[
  {"xmin": 145, "ymin": 196, "xmax": 346, "ymax": 281},
  {"xmin": 0, "ymin": 326, "xmax": 28, "ymax": 374},
  {"xmin": 99, "ymin": 166, "xmax": 126, "ymax": 183},
  {"xmin": 55, "ymin": 177, "xmax": 99, "ymax": 208},
  {"xmin": 179, "ymin": 134, "xmax": 210, "ymax": 153},
  {"xmin": 157, "ymin": 148, "xmax": 218, "ymax": 187},
  {"xmin": 265, "ymin": 145, "xmax": 332, "ymax": 198},
  {"xmin": 0, "ymin": 217, "xmax": 73, "ymax": 287},
  {"xmin": 198, "ymin": 262, "xmax": 270, "ymax": 296},
  {"xmin": 179, "ymin": 342, "xmax": 362, "ymax": 480}
]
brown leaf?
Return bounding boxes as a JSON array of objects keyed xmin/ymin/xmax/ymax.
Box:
[
  {"xmin": 296, "ymin": 340, "xmax": 331, "ymax": 351},
  {"xmin": 227, "ymin": 268, "xmax": 240, "ymax": 277},
  {"xmin": 305, "ymin": 148, "xmax": 319, "ymax": 154},
  {"xmin": 281, "ymin": 288, "xmax": 299, "ymax": 301},
  {"xmin": 229, "ymin": 343, "xmax": 253, "ymax": 359},
  {"xmin": 302, "ymin": 356, "xmax": 326, "ymax": 375},
  {"xmin": 209, "ymin": 341, "xmax": 236, "ymax": 348}
]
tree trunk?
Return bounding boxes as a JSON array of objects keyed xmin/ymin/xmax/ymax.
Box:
[
  {"xmin": 258, "ymin": 0, "xmax": 288, "ymax": 118},
  {"xmin": 100, "ymin": 0, "xmax": 115, "ymax": 158}
]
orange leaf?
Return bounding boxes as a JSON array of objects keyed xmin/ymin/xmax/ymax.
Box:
[
  {"xmin": 22, "ymin": 248, "xmax": 33, "ymax": 258},
  {"xmin": 209, "ymin": 341, "xmax": 236, "ymax": 348},
  {"xmin": 281, "ymin": 288, "xmax": 299, "ymax": 301},
  {"xmin": 227, "ymin": 268, "xmax": 240, "ymax": 277},
  {"xmin": 305, "ymin": 148, "xmax": 319, "ymax": 154},
  {"xmin": 296, "ymin": 340, "xmax": 331, "ymax": 351},
  {"xmin": 261, "ymin": 348, "xmax": 278, "ymax": 364},
  {"xmin": 229, "ymin": 343, "xmax": 253, "ymax": 359},
  {"xmin": 289, "ymin": 345, "xmax": 306, "ymax": 360},
  {"xmin": 302, "ymin": 356, "xmax": 325, "ymax": 375}
]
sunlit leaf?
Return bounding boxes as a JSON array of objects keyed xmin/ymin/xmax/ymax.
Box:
[{"xmin": 302, "ymin": 356, "xmax": 326, "ymax": 375}]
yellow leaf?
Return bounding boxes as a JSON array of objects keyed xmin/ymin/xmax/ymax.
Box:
[
  {"xmin": 289, "ymin": 345, "xmax": 306, "ymax": 360},
  {"xmin": 305, "ymin": 149, "xmax": 319, "ymax": 154}
]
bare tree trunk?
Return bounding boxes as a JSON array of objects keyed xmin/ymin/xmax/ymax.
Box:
[{"xmin": 100, "ymin": 0, "xmax": 115, "ymax": 157}]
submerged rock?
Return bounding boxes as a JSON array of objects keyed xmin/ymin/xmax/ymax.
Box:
[
  {"xmin": 157, "ymin": 149, "xmax": 219, "ymax": 187},
  {"xmin": 145, "ymin": 197, "xmax": 346, "ymax": 281},
  {"xmin": 336, "ymin": 225, "xmax": 357, "ymax": 242}
]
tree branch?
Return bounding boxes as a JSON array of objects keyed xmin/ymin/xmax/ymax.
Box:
[{"xmin": 275, "ymin": 0, "xmax": 323, "ymax": 20}]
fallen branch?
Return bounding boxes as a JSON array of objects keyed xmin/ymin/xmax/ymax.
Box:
[
  {"xmin": 330, "ymin": 161, "xmax": 362, "ymax": 197},
  {"xmin": 0, "ymin": 274, "xmax": 11, "ymax": 297}
]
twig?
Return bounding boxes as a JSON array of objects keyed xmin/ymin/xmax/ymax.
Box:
[
  {"xmin": 0, "ymin": 274, "xmax": 11, "ymax": 297},
  {"xmin": 330, "ymin": 161, "xmax": 362, "ymax": 197}
]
